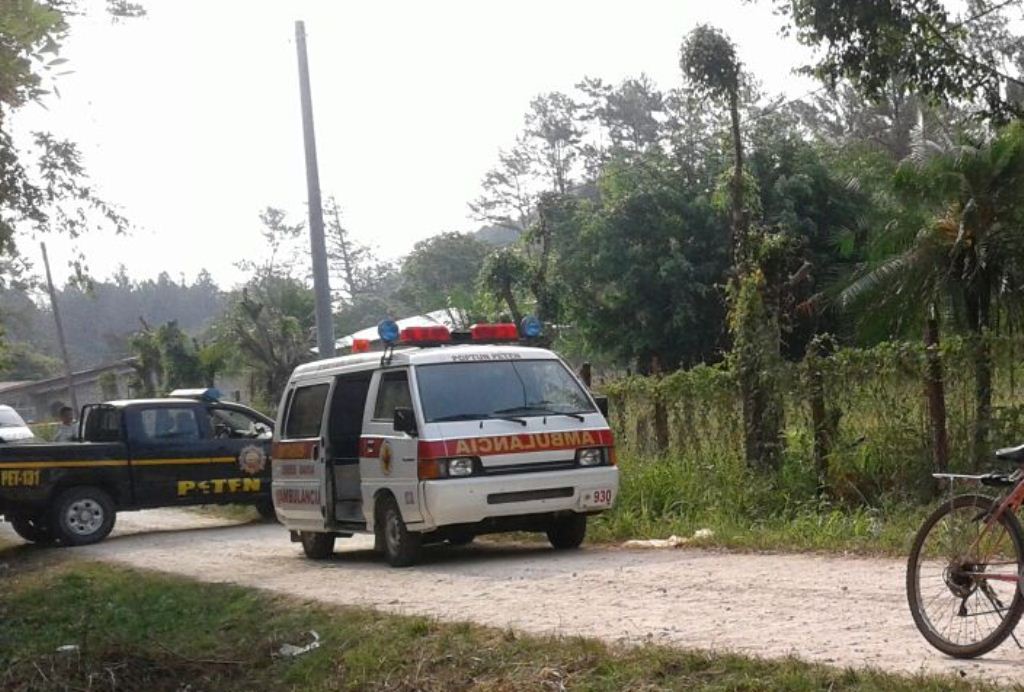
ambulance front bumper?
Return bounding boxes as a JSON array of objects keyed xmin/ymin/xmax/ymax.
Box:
[{"xmin": 420, "ymin": 466, "xmax": 619, "ymax": 528}]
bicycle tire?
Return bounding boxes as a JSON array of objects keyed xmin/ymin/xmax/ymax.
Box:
[{"xmin": 906, "ymin": 494, "xmax": 1024, "ymax": 658}]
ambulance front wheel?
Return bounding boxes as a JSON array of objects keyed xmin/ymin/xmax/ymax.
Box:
[
  {"xmin": 377, "ymin": 495, "xmax": 421, "ymax": 567},
  {"xmin": 547, "ymin": 513, "xmax": 587, "ymax": 550},
  {"xmin": 300, "ymin": 531, "xmax": 335, "ymax": 559}
]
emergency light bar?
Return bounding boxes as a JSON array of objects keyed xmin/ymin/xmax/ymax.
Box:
[
  {"xmin": 400, "ymin": 326, "xmax": 452, "ymax": 343},
  {"xmin": 470, "ymin": 323, "xmax": 518, "ymax": 341},
  {"xmin": 375, "ymin": 316, "xmax": 543, "ymax": 350},
  {"xmin": 351, "ymin": 338, "xmax": 371, "ymax": 353},
  {"xmin": 168, "ymin": 388, "xmax": 221, "ymax": 402}
]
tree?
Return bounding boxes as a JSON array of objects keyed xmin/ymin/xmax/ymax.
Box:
[
  {"xmin": 215, "ymin": 275, "xmax": 315, "ymax": 406},
  {"xmin": 681, "ymin": 25, "xmax": 747, "ymax": 266},
  {"xmin": 556, "ymin": 154, "xmax": 728, "ymax": 371},
  {"xmin": 767, "ymin": 0, "xmax": 1024, "ymax": 121},
  {"xmin": 524, "ymin": 92, "xmax": 583, "ymax": 194},
  {"xmin": 469, "ymin": 142, "xmax": 536, "ymax": 232},
  {"xmin": 0, "ymin": 2, "xmax": 133, "ymax": 284},
  {"xmin": 477, "ymin": 247, "xmax": 531, "ymax": 325},
  {"xmin": 398, "ymin": 232, "xmax": 490, "ymax": 322},
  {"xmin": 324, "ymin": 196, "xmax": 390, "ymax": 305},
  {"xmin": 841, "ymin": 122, "xmax": 1024, "ymax": 467},
  {"xmin": 681, "ymin": 25, "xmax": 785, "ymax": 470}
]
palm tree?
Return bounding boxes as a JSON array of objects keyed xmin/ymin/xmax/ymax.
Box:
[{"xmin": 842, "ymin": 120, "xmax": 1024, "ymax": 468}]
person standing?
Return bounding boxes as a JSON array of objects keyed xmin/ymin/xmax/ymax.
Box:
[{"xmin": 54, "ymin": 405, "xmax": 77, "ymax": 441}]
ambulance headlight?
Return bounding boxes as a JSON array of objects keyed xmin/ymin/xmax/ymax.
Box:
[
  {"xmin": 447, "ymin": 457, "xmax": 475, "ymax": 477},
  {"xmin": 577, "ymin": 448, "xmax": 605, "ymax": 467}
]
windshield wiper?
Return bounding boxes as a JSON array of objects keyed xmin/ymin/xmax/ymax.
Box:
[
  {"xmin": 494, "ymin": 404, "xmax": 585, "ymax": 422},
  {"xmin": 433, "ymin": 412, "xmax": 527, "ymax": 426}
]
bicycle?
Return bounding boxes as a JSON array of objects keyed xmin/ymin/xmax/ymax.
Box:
[{"xmin": 906, "ymin": 444, "xmax": 1024, "ymax": 658}]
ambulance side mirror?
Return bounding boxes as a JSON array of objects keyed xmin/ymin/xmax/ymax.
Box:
[
  {"xmin": 393, "ymin": 407, "xmax": 418, "ymax": 437},
  {"xmin": 593, "ymin": 395, "xmax": 609, "ymax": 418}
]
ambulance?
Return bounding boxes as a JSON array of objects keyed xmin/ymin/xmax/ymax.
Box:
[{"xmin": 271, "ymin": 317, "xmax": 618, "ymax": 566}]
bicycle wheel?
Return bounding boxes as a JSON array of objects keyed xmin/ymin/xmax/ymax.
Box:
[{"xmin": 907, "ymin": 494, "xmax": 1024, "ymax": 658}]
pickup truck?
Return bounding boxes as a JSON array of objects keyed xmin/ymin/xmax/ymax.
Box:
[{"xmin": 0, "ymin": 389, "xmax": 274, "ymax": 546}]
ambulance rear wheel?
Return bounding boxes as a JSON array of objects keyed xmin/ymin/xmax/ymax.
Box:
[
  {"xmin": 547, "ymin": 514, "xmax": 587, "ymax": 550},
  {"xmin": 300, "ymin": 531, "xmax": 335, "ymax": 559},
  {"xmin": 49, "ymin": 486, "xmax": 116, "ymax": 547},
  {"xmin": 377, "ymin": 495, "xmax": 421, "ymax": 567},
  {"xmin": 9, "ymin": 514, "xmax": 54, "ymax": 544}
]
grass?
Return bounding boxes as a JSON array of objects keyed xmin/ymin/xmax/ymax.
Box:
[
  {"xmin": 187, "ymin": 503, "xmax": 262, "ymax": 522},
  {"xmin": 589, "ymin": 453, "xmax": 933, "ymax": 556},
  {"xmin": 0, "ymin": 560, "xmax": 1003, "ymax": 691}
]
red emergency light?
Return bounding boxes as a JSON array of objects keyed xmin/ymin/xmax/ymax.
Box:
[
  {"xmin": 351, "ymin": 338, "xmax": 371, "ymax": 353},
  {"xmin": 400, "ymin": 326, "xmax": 451, "ymax": 343},
  {"xmin": 470, "ymin": 323, "xmax": 519, "ymax": 341}
]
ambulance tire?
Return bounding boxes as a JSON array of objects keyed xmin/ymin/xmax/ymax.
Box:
[
  {"xmin": 9, "ymin": 514, "xmax": 55, "ymax": 544},
  {"xmin": 546, "ymin": 513, "xmax": 587, "ymax": 550},
  {"xmin": 377, "ymin": 495, "xmax": 421, "ymax": 567},
  {"xmin": 49, "ymin": 486, "xmax": 116, "ymax": 547},
  {"xmin": 300, "ymin": 531, "xmax": 335, "ymax": 559}
]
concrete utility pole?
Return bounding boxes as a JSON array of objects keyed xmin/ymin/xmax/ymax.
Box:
[
  {"xmin": 295, "ymin": 19, "xmax": 335, "ymax": 358},
  {"xmin": 40, "ymin": 242, "xmax": 78, "ymax": 414}
]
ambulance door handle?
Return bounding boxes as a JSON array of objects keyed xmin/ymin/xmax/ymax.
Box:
[{"xmin": 310, "ymin": 442, "xmax": 320, "ymax": 462}]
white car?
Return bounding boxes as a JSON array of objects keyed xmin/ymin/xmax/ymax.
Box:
[{"xmin": 0, "ymin": 405, "xmax": 35, "ymax": 443}]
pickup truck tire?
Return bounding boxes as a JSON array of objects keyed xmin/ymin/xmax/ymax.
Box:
[
  {"xmin": 546, "ymin": 513, "xmax": 587, "ymax": 550},
  {"xmin": 49, "ymin": 486, "xmax": 116, "ymax": 546},
  {"xmin": 300, "ymin": 531, "xmax": 335, "ymax": 559},
  {"xmin": 9, "ymin": 514, "xmax": 54, "ymax": 544},
  {"xmin": 255, "ymin": 499, "xmax": 278, "ymax": 522},
  {"xmin": 377, "ymin": 495, "xmax": 421, "ymax": 567},
  {"xmin": 446, "ymin": 529, "xmax": 476, "ymax": 546}
]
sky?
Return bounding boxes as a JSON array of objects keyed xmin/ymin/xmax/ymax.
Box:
[{"xmin": 15, "ymin": 0, "xmax": 818, "ymax": 289}]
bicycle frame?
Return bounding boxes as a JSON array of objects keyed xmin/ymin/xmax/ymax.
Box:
[{"xmin": 933, "ymin": 470, "xmax": 1024, "ymax": 586}]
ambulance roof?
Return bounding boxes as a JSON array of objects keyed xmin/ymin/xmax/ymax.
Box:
[{"xmin": 290, "ymin": 344, "xmax": 560, "ymax": 382}]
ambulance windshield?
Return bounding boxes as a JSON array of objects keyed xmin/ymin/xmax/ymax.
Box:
[{"xmin": 416, "ymin": 359, "xmax": 595, "ymax": 424}]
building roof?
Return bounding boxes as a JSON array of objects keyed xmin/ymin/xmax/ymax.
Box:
[{"xmin": 0, "ymin": 358, "xmax": 137, "ymax": 397}]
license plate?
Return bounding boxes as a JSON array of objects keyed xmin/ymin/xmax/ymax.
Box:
[{"xmin": 580, "ymin": 488, "xmax": 613, "ymax": 509}]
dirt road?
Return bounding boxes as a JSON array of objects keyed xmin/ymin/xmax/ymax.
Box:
[{"xmin": 2, "ymin": 510, "xmax": 1020, "ymax": 685}]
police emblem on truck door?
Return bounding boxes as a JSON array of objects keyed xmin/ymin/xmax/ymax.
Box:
[{"xmin": 238, "ymin": 444, "xmax": 267, "ymax": 475}]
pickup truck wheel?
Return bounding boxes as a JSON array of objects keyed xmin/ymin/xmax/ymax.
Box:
[
  {"xmin": 255, "ymin": 499, "xmax": 278, "ymax": 522},
  {"xmin": 447, "ymin": 529, "xmax": 476, "ymax": 546},
  {"xmin": 9, "ymin": 514, "xmax": 54, "ymax": 544},
  {"xmin": 546, "ymin": 514, "xmax": 587, "ymax": 550},
  {"xmin": 377, "ymin": 495, "xmax": 421, "ymax": 567},
  {"xmin": 49, "ymin": 487, "xmax": 116, "ymax": 546},
  {"xmin": 300, "ymin": 532, "xmax": 335, "ymax": 559}
]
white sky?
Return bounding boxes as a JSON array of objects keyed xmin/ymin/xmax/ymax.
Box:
[{"xmin": 14, "ymin": 0, "xmax": 817, "ymax": 289}]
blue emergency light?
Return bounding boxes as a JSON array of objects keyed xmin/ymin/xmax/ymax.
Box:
[
  {"xmin": 169, "ymin": 388, "xmax": 221, "ymax": 402},
  {"xmin": 520, "ymin": 315, "xmax": 543, "ymax": 339},
  {"xmin": 377, "ymin": 319, "xmax": 400, "ymax": 344}
]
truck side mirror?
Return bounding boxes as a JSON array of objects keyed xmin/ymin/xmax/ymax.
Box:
[
  {"xmin": 593, "ymin": 395, "xmax": 609, "ymax": 418},
  {"xmin": 393, "ymin": 407, "xmax": 418, "ymax": 437}
]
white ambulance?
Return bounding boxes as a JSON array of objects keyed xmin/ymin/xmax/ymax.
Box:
[{"xmin": 271, "ymin": 318, "xmax": 618, "ymax": 567}]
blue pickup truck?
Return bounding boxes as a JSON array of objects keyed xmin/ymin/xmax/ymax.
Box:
[{"xmin": 0, "ymin": 389, "xmax": 274, "ymax": 546}]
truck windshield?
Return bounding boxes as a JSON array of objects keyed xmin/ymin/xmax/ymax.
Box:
[{"xmin": 415, "ymin": 359, "xmax": 595, "ymax": 424}]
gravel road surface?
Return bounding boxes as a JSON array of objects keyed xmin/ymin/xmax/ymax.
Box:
[{"xmin": 3, "ymin": 509, "xmax": 1021, "ymax": 685}]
